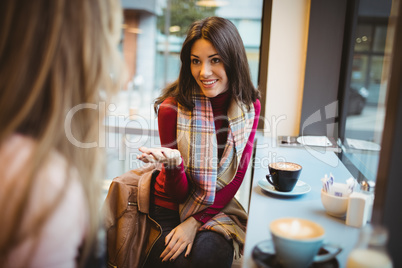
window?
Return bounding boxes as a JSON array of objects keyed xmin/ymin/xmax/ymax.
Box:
[{"xmin": 340, "ymin": 1, "xmax": 392, "ymax": 183}]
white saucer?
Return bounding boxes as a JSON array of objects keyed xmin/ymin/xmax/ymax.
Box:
[
  {"xmin": 252, "ymin": 240, "xmax": 340, "ymax": 267},
  {"xmin": 297, "ymin": 136, "xmax": 333, "ymax": 147},
  {"xmin": 258, "ymin": 179, "xmax": 311, "ymax": 196}
]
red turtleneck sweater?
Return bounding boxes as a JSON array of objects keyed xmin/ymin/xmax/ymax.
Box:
[{"xmin": 154, "ymin": 90, "xmax": 260, "ymax": 223}]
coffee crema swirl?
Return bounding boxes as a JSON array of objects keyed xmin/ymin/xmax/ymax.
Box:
[
  {"xmin": 269, "ymin": 162, "xmax": 302, "ymax": 171},
  {"xmin": 270, "ymin": 218, "xmax": 324, "ymax": 240}
]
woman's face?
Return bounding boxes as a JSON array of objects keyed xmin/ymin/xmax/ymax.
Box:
[{"xmin": 190, "ymin": 39, "xmax": 228, "ymax": 98}]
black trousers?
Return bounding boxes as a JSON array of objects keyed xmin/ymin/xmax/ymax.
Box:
[{"xmin": 144, "ymin": 205, "xmax": 234, "ymax": 268}]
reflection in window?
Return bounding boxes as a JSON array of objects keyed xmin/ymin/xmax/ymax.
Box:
[
  {"xmin": 354, "ymin": 25, "xmax": 372, "ymax": 52},
  {"xmin": 342, "ymin": 0, "xmax": 391, "ymax": 183},
  {"xmin": 373, "ymin": 25, "xmax": 387, "ymax": 52}
]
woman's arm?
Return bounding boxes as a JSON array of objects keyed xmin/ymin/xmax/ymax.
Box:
[
  {"xmin": 157, "ymin": 98, "xmax": 189, "ymax": 202},
  {"xmin": 193, "ymin": 99, "xmax": 261, "ymax": 223}
]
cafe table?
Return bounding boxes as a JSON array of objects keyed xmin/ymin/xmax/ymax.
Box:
[{"xmin": 242, "ymin": 136, "xmax": 361, "ymax": 267}]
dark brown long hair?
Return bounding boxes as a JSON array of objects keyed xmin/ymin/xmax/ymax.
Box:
[{"xmin": 155, "ymin": 16, "xmax": 260, "ymax": 112}]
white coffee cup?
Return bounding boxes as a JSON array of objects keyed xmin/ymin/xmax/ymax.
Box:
[{"xmin": 270, "ymin": 218, "xmax": 342, "ymax": 268}]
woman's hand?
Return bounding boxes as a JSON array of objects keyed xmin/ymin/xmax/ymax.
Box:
[
  {"xmin": 160, "ymin": 217, "xmax": 202, "ymax": 262},
  {"xmin": 137, "ymin": 146, "xmax": 182, "ymax": 167}
]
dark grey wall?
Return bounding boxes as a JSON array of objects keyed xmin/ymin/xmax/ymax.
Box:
[{"xmin": 299, "ymin": 0, "xmax": 347, "ymax": 138}]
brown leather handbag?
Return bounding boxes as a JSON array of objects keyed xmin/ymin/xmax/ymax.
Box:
[{"xmin": 103, "ymin": 164, "xmax": 162, "ymax": 268}]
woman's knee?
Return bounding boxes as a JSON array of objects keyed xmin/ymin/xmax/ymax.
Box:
[{"xmin": 190, "ymin": 231, "xmax": 234, "ymax": 268}]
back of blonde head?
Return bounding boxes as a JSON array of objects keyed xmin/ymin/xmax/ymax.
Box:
[{"xmin": 0, "ymin": 0, "xmax": 122, "ymax": 266}]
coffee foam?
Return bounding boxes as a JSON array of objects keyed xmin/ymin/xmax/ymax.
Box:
[
  {"xmin": 270, "ymin": 218, "xmax": 324, "ymax": 240},
  {"xmin": 269, "ymin": 162, "xmax": 301, "ymax": 171}
]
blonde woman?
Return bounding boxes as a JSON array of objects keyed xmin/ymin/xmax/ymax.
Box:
[{"xmin": 0, "ymin": 0, "xmax": 122, "ymax": 267}]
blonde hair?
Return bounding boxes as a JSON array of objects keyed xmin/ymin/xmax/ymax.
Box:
[{"xmin": 0, "ymin": 0, "xmax": 123, "ymax": 266}]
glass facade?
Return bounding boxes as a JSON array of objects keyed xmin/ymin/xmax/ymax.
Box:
[{"xmin": 342, "ymin": 0, "xmax": 392, "ymax": 182}]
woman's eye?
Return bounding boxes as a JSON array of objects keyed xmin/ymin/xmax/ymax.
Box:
[
  {"xmin": 191, "ymin": 59, "xmax": 200, "ymax": 65},
  {"xmin": 211, "ymin": 58, "xmax": 221, "ymax": 64}
]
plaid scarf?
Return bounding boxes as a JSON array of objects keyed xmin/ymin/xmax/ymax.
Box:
[{"xmin": 177, "ymin": 89, "xmax": 255, "ymax": 257}]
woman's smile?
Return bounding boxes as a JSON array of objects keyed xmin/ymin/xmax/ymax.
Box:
[{"xmin": 201, "ymin": 79, "xmax": 218, "ymax": 87}]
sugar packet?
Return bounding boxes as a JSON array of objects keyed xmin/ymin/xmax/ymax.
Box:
[{"xmin": 321, "ymin": 173, "xmax": 358, "ymax": 197}]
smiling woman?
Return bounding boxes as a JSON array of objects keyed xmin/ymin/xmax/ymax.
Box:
[
  {"xmin": 132, "ymin": 16, "xmax": 261, "ymax": 268},
  {"xmin": 154, "ymin": 16, "xmax": 258, "ymax": 112}
]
